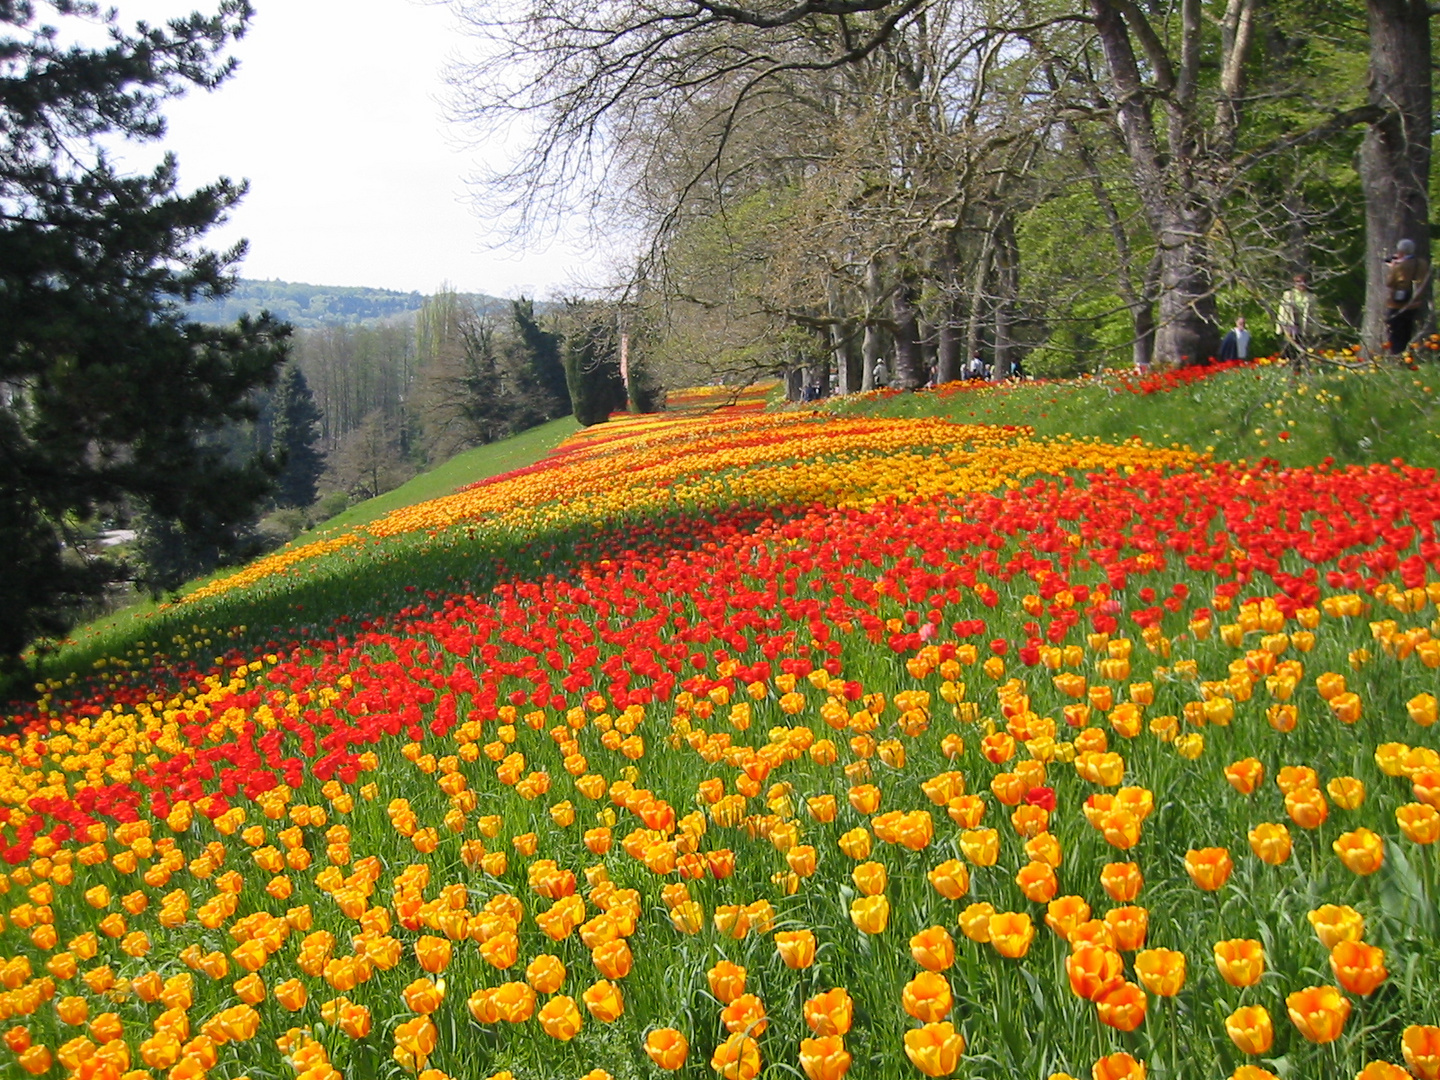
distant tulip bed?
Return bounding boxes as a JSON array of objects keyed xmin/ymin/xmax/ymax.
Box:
[{"xmin": 2, "ymin": 397, "xmax": 1440, "ymax": 1080}]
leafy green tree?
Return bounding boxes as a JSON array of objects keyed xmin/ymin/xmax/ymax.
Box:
[
  {"xmin": 270, "ymin": 364, "xmax": 325, "ymax": 509},
  {"xmin": 0, "ymin": 0, "xmax": 290, "ymax": 675}
]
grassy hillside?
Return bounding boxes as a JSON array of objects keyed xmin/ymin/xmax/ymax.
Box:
[
  {"xmin": 33, "ymin": 416, "xmax": 580, "ymax": 687},
  {"xmin": 819, "ymin": 357, "xmax": 1440, "ymax": 470}
]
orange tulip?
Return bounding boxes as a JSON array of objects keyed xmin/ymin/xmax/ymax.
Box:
[
  {"xmin": 960, "ymin": 828, "xmax": 999, "ymax": 867},
  {"xmin": 800, "ymin": 1035, "xmax": 852, "ymax": 1080},
  {"xmin": 645, "ymin": 1027, "xmax": 688, "ymax": 1070},
  {"xmin": 338, "ymin": 1003, "xmax": 372, "ymax": 1038},
  {"xmin": 850, "ymin": 895, "xmax": 889, "ymax": 935},
  {"xmin": 1403, "ymin": 1024, "xmax": 1440, "ymax": 1080},
  {"xmin": 1100, "ymin": 862, "xmax": 1143, "ymax": 902},
  {"xmin": 1013, "ymin": 861, "xmax": 1056, "ymax": 903},
  {"xmin": 1066, "ymin": 944, "xmax": 1124, "ymax": 1001},
  {"xmin": 1134, "ymin": 949, "xmax": 1185, "ymax": 996},
  {"xmin": 582, "ymin": 979, "xmax": 624, "ymax": 1023},
  {"xmin": 711, "ymin": 1032, "xmax": 762, "ymax": 1080},
  {"xmin": 403, "ymin": 978, "xmax": 445, "ymax": 1015},
  {"xmin": 1308, "ymin": 904, "xmax": 1364, "ymax": 949},
  {"xmin": 592, "ymin": 939, "xmax": 633, "ymax": 980},
  {"xmin": 959, "ymin": 902, "xmax": 995, "ymax": 943},
  {"xmin": 524, "ymin": 953, "xmax": 565, "ymax": 994},
  {"xmin": 1286, "ymin": 985, "xmax": 1351, "ymax": 1043},
  {"xmin": 1398, "ymin": 803, "xmax": 1440, "ymax": 844},
  {"xmin": 787, "ymin": 845, "xmax": 819, "ymax": 877},
  {"xmin": 902, "ymin": 972, "xmax": 953, "ymax": 1022},
  {"xmin": 16, "ymin": 1046, "xmax": 51, "ymax": 1075},
  {"xmin": 274, "ymin": 979, "xmax": 307, "ymax": 1012},
  {"xmin": 1225, "ymin": 758, "xmax": 1264, "ymax": 795},
  {"xmin": 838, "ymin": 828, "xmax": 872, "ymax": 860},
  {"xmin": 910, "ymin": 926, "xmax": 955, "ymax": 972},
  {"xmin": 467, "ymin": 987, "xmax": 499, "ymax": 1024},
  {"xmin": 233, "ymin": 973, "xmax": 265, "ymax": 1005},
  {"xmin": 393, "ymin": 1015, "xmax": 438, "ymax": 1070},
  {"xmin": 1091, "ymin": 1052, "xmax": 1145, "ymax": 1080},
  {"xmin": 1046, "ymin": 896, "xmax": 1092, "ymax": 939},
  {"xmin": 1213, "ymin": 939, "xmax": 1264, "ymax": 987},
  {"xmin": 852, "ymin": 861, "xmax": 887, "ymax": 896},
  {"xmin": 903, "ymin": 1021, "xmax": 966, "ymax": 1077},
  {"xmin": 1096, "ymin": 980, "xmax": 1147, "ymax": 1032},
  {"xmin": 1184, "ymin": 848, "xmax": 1232, "ymax": 891},
  {"xmin": 1329, "ymin": 940, "xmax": 1387, "ymax": 996},
  {"xmin": 776, "ymin": 930, "xmax": 817, "ymax": 969},
  {"xmin": 415, "ymin": 936, "xmax": 451, "ymax": 974},
  {"xmin": 1104, "ymin": 906, "xmax": 1148, "ymax": 951},
  {"xmin": 803, "ymin": 987, "xmax": 853, "ymax": 1037},
  {"xmin": 537, "ymin": 995, "xmax": 583, "ymax": 1041},
  {"xmin": 927, "ymin": 859, "xmax": 970, "ymax": 900},
  {"xmin": 1286, "ymin": 787, "xmax": 1329, "ymax": 829},
  {"xmin": 1327, "ymin": 776, "xmax": 1366, "ymax": 810},
  {"xmin": 491, "ymin": 981, "xmax": 537, "ymax": 1023},
  {"xmin": 1333, "ymin": 828, "xmax": 1385, "ymax": 875},
  {"xmin": 1356, "ymin": 1063, "xmax": 1416, "ymax": 1080},
  {"xmin": 708, "ymin": 961, "xmax": 747, "ymax": 1004},
  {"xmin": 1248, "ymin": 823, "xmax": 1292, "ymax": 865},
  {"xmin": 1226, "ymin": 1005, "xmax": 1274, "ymax": 1055},
  {"xmin": 988, "ymin": 912, "xmax": 1034, "ymax": 958}
]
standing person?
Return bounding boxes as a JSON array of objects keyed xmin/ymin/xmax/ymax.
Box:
[
  {"xmin": 1277, "ymin": 273, "xmax": 1316, "ymax": 365},
  {"xmin": 872, "ymin": 358, "xmax": 890, "ymax": 388},
  {"xmin": 1217, "ymin": 316, "xmax": 1251, "ymax": 361},
  {"xmin": 1384, "ymin": 239, "xmax": 1430, "ymax": 355}
]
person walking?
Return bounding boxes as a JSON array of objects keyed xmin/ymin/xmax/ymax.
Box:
[
  {"xmin": 1217, "ymin": 316, "xmax": 1251, "ymax": 361},
  {"xmin": 1383, "ymin": 238, "xmax": 1429, "ymax": 355},
  {"xmin": 872, "ymin": 358, "xmax": 890, "ymax": 388},
  {"xmin": 1277, "ymin": 273, "xmax": 1316, "ymax": 366}
]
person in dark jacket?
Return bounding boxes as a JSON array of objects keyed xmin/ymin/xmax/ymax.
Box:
[{"xmin": 1217, "ymin": 316, "xmax": 1250, "ymax": 361}]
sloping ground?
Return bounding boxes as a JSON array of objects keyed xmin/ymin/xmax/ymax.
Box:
[{"xmin": 0, "ymin": 388, "xmax": 1438, "ymax": 1080}]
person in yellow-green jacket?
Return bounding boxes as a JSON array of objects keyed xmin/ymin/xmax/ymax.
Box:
[{"xmin": 1276, "ymin": 272, "xmax": 1316, "ymax": 365}]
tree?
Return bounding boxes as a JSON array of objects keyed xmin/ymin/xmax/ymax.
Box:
[
  {"xmin": 1361, "ymin": 0, "xmax": 1431, "ymax": 347},
  {"xmin": 0, "ymin": 0, "xmax": 290, "ymax": 673},
  {"xmin": 270, "ymin": 364, "xmax": 326, "ymax": 509},
  {"xmin": 511, "ymin": 298, "xmax": 570, "ymax": 417}
]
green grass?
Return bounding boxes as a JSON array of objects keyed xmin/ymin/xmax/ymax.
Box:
[
  {"xmin": 308, "ymin": 416, "xmax": 579, "ymax": 535},
  {"xmin": 818, "ymin": 360, "xmax": 1440, "ymax": 470},
  {"xmin": 22, "ymin": 417, "xmax": 580, "ymax": 692}
]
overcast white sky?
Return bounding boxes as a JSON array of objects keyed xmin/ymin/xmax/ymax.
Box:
[{"xmin": 107, "ymin": 0, "xmax": 598, "ymax": 297}]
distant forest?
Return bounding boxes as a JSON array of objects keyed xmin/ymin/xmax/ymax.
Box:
[{"xmin": 183, "ymin": 279, "xmax": 507, "ymax": 329}]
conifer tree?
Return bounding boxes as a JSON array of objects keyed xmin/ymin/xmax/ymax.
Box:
[
  {"xmin": 270, "ymin": 364, "xmax": 325, "ymax": 509},
  {"xmin": 0, "ymin": 1, "xmax": 290, "ymax": 675}
]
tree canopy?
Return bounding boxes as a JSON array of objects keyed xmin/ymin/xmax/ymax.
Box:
[{"xmin": 0, "ymin": 0, "xmax": 290, "ymax": 674}]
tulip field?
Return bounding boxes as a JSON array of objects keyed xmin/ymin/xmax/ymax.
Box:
[{"xmin": 2, "ymin": 379, "xmax": 1440, "ymax": 1080}]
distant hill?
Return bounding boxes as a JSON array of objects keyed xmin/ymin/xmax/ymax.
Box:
[{"xmin": 183, "ymin": 279, "xmax": 508, "ymax": 329}]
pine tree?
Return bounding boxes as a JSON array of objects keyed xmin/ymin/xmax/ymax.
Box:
[
  {"xmin": 0, "ymin": 1, "xmax": 291, "ymax": 676},
  {"xmin": 270, "ymin": 364, "xmax": 325, "ymax": 509}
]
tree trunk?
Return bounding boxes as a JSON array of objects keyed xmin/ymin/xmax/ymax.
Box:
[
  {"xmin": 1132, "ymin": 255, "xmax": 1161, "ymax": 369},
  {"xmin": 892, "ymin": 277, "xmax": 925, "ymax": 389},
  {"xmin": 1361, "ymin": 0, "xmax": 1431, "ymax": 350},
  {"xmin": 1157, "ymin": 218, "xmax": 1220, "ymax": 366},
  {"xmin": 992, "ymin": 218, "xmax": 1019, "ymax": 378},
  {"xmin": 964, "ymin": 236, "xmax": 994, "ymax": 373},
  {"xmin": 861, "ymin": 257, "xmax": 883, "ymax": 390}
]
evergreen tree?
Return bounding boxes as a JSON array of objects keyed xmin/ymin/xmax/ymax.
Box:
[
  {"xmin": 511, "ymin": 298, "xmax": 571, "ymax": 417},
  {"xmin": 270, "ymin": 364, "xmax": 325, "ymax": 509},
  {"xmin": 560, "ymin": 301, "xmax": 626, "ymax": 426},
  {"xmin": 0, "ymin": 1, "xmax": 291, "ymax": 676}
]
